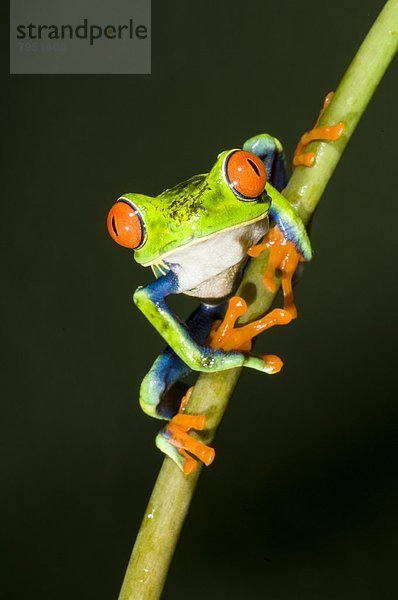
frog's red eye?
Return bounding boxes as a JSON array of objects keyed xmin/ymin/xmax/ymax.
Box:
[
  {"xmin": 226, "ymin": 150, "xmax": 267, "ymax": 199},
  {"xmin": 107, "ymin": 200, "xmax": 144, "ymax": 249}
]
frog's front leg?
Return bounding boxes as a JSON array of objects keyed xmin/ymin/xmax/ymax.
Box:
[
  {"xmin": 133, "ymin": 271, "xmax": 273, "ymax": 374},
  {"xmin": 140, "ymin": 302, "xmax": 225, "ymax": 474},
  {"xmin": 139, "ymin": 302, "xmax": 225, "ymax": 420}
]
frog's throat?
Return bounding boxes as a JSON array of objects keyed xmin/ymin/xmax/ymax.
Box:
[{"xmin": 141, "ymin": 213, "xmax": 268, "ymax": 268}]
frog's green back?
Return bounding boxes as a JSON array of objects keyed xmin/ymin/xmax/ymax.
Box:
[{"xmin": 127, "ymin": 151, "xmax": 271, "ymax": 266}]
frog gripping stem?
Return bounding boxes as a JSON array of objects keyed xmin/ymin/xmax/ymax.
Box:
[
  {"xmin": 158, "ymin": 291, "xmax": 295, "ymax": 476},
  {"xmin": 157, "ymin": 387, "xmax": 215, "ymax": 475},
  {"xmin": 293, "ymin": 92, "xmax": 345, "ymax": 167},
  {"xmin": 118, "ymin": 92, "xmax": 345, "ymax": 477},
  {"xmin": 209, "ymin": 296, "xmax": 291, "ymax": 373},
  {"xmin": 248, "ymin": 226, "xmax": 304, "ymax": 319},
  {"xmin": 165, "ymin": 414, "xmax": 215, "ymax": 474}
]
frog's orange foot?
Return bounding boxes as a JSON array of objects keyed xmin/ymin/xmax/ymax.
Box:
[
  {"xmin": 208, "ymin": 296, "xmax": 291, "ymax": 372},
  {"xmin": 293, "ymin": 124, "xmax": 344, "ymax": 167},
  {"xmin": 164, "ymin": 413, "xmax": 215, "ymax": 475},
  {"xmin": 250, "ymin": 226, "xmax": 303, "ymax": 318},
  {"xmin": 293, "ymin": 91, "xmax": 344, "ymax": 168},
  {"xmin": 209, "ymin": 296, "xmax": 249, "ymax": 351}
]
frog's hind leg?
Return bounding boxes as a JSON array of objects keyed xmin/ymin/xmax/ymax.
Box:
[
  {"xmin": 243, "ymin": 133, "xmax": 288, "ymax": 192},
  {"xmin": 140, "ymin": 302, "xmax": 225, "ymax": 473},
  {"xmin": 139, "ymin": 348, "xmax": 191, "ymax": 420}
]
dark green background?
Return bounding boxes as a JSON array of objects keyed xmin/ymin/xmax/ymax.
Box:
[{"xmin": 3, "ymin": 1, "xmax": 398, "ymax": 598}]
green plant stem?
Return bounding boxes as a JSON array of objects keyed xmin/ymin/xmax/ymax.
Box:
[{"xmin": 119, "ymin": 3, "xmax": 398, "ymax": 598}]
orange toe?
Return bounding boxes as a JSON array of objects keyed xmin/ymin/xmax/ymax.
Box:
[
  {"xmin": 178, "ymin": 449, "xmax": 199, "ymax": 475},
  {"xmin": 179, "ymin": 386, "xmax": 193, "ymax": 413},
  {"xmin": 247, "ymin": 241, "xmax": 267, "ymax": 258},
  {"xmin": 263, "ymin": 354, "xmax": 284, "ymax": 374},
  {"xmin": 171, "ymin": 413, "xmax": 206, "ymax": 431},
  {"xmin": 293, "ymin": 91, "xmax": 344, "ymax": 168}
]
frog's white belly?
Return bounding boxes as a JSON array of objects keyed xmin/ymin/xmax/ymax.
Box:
[{"xmin": 166, "ymin": 218, "xmax": 268, "ymax": 301}]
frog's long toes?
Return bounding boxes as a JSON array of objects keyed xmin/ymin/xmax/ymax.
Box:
[
  {"xmin": 293, "ymin": 91, "xmax": 344, "ymax": 168},
  {"xmin": 209, "ymin": 296, "xmax": 248, "ymax": 350},
  {"xmin": 293, "ymin": 123, "xmax": 344, "ymax": 167},
  {"xmin": 156, "ymin": 412, "xmax": 215, "ymax": 475}
]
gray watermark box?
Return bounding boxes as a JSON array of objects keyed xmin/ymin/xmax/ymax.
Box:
[{"xmin": 10, "ymin": 0, "xmax": 151, "ymax": 74}]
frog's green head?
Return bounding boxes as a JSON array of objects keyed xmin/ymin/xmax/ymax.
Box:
[{"xmin": 107, "ymin": 149, "xmax": 271, "ymax": 266}]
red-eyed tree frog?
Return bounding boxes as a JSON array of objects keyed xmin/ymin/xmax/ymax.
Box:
[{"xmin": 107, "ymin": 100, "xmax": 343, "ymax": 474}]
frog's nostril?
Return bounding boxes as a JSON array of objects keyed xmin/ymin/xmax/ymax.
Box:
[{"xmin": 107, "ymin": 200, "xmax": 144, "ymax": 249}]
